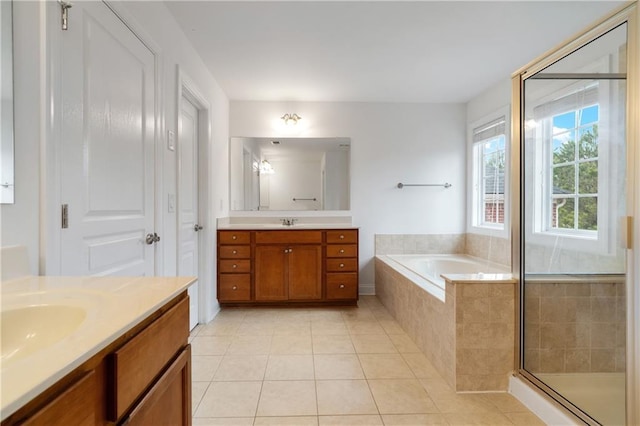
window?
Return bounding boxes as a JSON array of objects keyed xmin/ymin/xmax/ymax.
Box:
[
  {"xmin": 470, "ymin": 113, "xmax": 508, "ymax": 233},
  {"xmin": 549, "ymin": 105, "xmax": 599, "ymax": 234},
  {"xmin": 531, "ymin": 83, "xmax": 602, "ymax": 240}
]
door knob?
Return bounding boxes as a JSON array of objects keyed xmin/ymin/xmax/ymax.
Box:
[
  {"xmin": 194, "ymin": 224, "xmax": 203, "ymax": 232},
  {"xmin": 145, "ymin": 233, "xmax": 160, "ymax": 245}
]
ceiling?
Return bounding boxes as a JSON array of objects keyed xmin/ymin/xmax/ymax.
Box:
[{"xmin": 164, "ymin": 1, "xmax": 625, "ymax": 104}]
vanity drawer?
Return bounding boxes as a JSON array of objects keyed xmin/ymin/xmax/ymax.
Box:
[
  {"xmin": 218, "ymin": 274, "xmax": 251, "ymax": 301},
  {"xmin": 326, "ymin": 230, "xmax": 358, "ymax": 244},
  {"xmin": 108, "ymin": 296, "xmax": 189, "ymax": 421},
  {"xmin": 219, "ymin": 259, "xmax": 251, "ymax": 273},
  {"xmin": 218, "ymin": 231, "xmax": 251, "ymax": 245},
  {"xmin": 326, "ymin": 258, "xmax": 358, "ymax": 272},
  {"xmin": 219, "ymin": 245, "xmax": 251, "ymax": 259},
  {"xmin": 326, "ymin": 273, "xmax": 358, "ymax": 300},
  {"xmin": 326, "ymin": 244, "xmax": 357, "ymax": 258}
]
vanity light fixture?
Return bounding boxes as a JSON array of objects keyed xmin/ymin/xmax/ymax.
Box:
[
  {"xmin": 281, "ymin": 113, "xmax": 301, "ymax": 125},
  {"xmin": 258, "ymin": 160, "xmax": 275, "ymax": 175}
]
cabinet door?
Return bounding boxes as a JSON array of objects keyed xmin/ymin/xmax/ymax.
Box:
[
  {"xmin": 125, "ymin": 345, "xmax": 191, "ymax": 426},
  {"xmin": 255, "ymin": 246, "xmax": 288, "ymax": 301},
  {"xmin": 288, "ymin": 245, "xmax": 322, "ymax": 300}
]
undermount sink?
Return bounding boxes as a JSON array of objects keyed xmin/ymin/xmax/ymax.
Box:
[{"xmin": 1, "ymin": 305, "xmax": 87, "ymax": 364}]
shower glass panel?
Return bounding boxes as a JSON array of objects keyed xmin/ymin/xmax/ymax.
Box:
[{"xmin": 521, "ymin": 23, "xmax": 627, "ymax": 425}]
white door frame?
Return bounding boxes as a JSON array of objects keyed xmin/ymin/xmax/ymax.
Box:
[
  {"xmin": 42, "ymin": 0, "xmax": 164, "ymax": 276},
  {"xmin": 177, "ymin": 67, "xmax": 212, "ymax": 325}
]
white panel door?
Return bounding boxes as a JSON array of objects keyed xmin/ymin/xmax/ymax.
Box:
[
  {"xmin": 60, "ymin": 2, "xmax": 156, "ymax": 276},
  {"xmin": 178, "ymin": 96, "xmax": 199, "ymax": 329}
]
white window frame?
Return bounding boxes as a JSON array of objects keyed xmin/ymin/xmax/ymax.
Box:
[
  {"xmin": 467, "ymin": 106, "xmax": 510, "ymax": 238},
  {"xmin": 526, "ymin": 76, "xmax": 617, "ymax": 255}
]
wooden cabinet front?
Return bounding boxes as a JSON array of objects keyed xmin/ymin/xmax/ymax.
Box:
[
  {"xmin": 217, "ymin": 229, "xmax": 358, "ymax": 305},
  {"xmin": 255, "ymin": 245, "xmax": 288, "ymax": 301}
]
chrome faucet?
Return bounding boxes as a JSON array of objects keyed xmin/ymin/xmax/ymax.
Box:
[{"xmin": 281, "ymin": 218, "xmax": 298, "ymax": 226}]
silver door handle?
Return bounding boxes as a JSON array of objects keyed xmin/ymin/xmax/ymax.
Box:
[
  {"xmin": 194, "ymin": 224, "xmax": 203, "ymax": 232},
  {"xmin": 145, "ymin": 233, "xmax": 160, "ymax": 245}
]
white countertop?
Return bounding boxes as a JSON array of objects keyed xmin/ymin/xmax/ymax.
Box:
[
  {"xmin": 218, "ymin": 223, "xmax": 358, "ymax": 230},
  {"xmin": 0, "ymin": 275, "xmax": 196, "ymax": 421}
]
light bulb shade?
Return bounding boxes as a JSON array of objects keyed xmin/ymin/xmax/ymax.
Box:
[
  {"xmin": 259, "ymin": 160, "xmax": 275, "ymax": 175},
  {"xmin": 281, "ymin": 113, "xmax": 301, "ymax": 125}
]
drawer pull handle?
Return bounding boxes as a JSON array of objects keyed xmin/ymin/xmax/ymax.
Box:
[
  {"xmin": 232, "ymin": 264, "xmax": 237, "ymax": 268},
  {"xmin": 232, "ymin": 250, "xmax": 237, "ymax": 254},
  {"xmin": 339, "ymin": 284, "xmax": 345, "ymax": 288},
  {"xmin": 339, "ymin": 235, "xmax": 345, "ymax": 239},
  {"xmin": 339, "ymin": 263, "xmax": 345, "ymax": 268},
  {"xmin": 232, "ymin": 235, "xmax": 237, "ymax": 240},
  {"xmin": 339, "ymin": 249, "xmax": 345, "ymax": 253},
  {"xmin": 232, "ymin": 285, "xmax": 238, "ymax": 290}
]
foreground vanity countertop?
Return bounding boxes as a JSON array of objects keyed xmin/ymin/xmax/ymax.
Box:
[{"xmin": 0, "ymin": 275, "xmax": 196, "ymax": 421}]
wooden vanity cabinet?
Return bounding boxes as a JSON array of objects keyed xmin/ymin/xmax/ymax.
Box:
[
  {"xmin": 2, "ymin": 293, "xmax": 191, "ymax": 426},
  {"xmin": 217, "ymin": 229, "xmax": 358, "ymax": 305},
  {"xmin": 217, "ymin": 231, "xmax": 252, "ymax": 302}
]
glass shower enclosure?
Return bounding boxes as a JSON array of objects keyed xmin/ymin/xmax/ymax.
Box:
[{"xmin": 513, "ymin": 5, "xmax": 637, "ymax": 425}]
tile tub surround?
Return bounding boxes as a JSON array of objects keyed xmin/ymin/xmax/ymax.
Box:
[
  {"xmin": 375, "ymin": 257, "xmax": 517, "ymax": 392},
  {"xmin": 523, "ymin": 278, "xmax": 626, "ymax": 374},
  {"xmin": 189, "ymin": 297, "xmax": 544, "ymax": 425},
  {"xmin": 374, "ymin": 233, "xmax": 510, "ymax": 267}
]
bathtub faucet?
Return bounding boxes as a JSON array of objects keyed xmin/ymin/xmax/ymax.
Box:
[{"xmin": 281, "ymin": 218, "xmax": 298, "ymax": 226}]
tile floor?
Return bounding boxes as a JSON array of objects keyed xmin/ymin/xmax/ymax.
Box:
[{"xmin": 189, "ymin": 296, "xmax": 545, "ymax": 426}]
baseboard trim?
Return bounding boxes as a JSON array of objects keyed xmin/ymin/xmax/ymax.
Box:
[{"xmin": 359, "ymin": 283, "xmax": 375, "ymax": 295}]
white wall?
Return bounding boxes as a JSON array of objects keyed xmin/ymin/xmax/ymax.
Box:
[
  {"xmin": 1, "ymin": 1, "xmax": 229, "ymax": 323},
  {"xmin": 230, "ymin": 101, "xmax": 467, "ymax": 291}
]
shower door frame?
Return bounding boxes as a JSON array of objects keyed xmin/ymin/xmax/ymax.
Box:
[{"xmin": 511, "ymin": 3, "xmax": 639, "ymax": 425}]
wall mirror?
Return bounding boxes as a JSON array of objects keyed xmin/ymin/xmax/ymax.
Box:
[
  {"xmin": 1, "ymin": 0, "xmax": 14, "ymax": 204},
  {"xmin": 229, "ymin": 137, "xmax": 350, "ymax": 211}
]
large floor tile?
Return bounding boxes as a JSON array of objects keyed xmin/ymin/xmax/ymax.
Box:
[
  {"xmin": 368, "ymin": 379, "xmax": 438, "ymax": 414},
  {"xmin": 254, "ymin": 416, "xmax": 318, "ymax": 425},
  {"xmin": 192, "ymin": 355, "xmax": 223, "ymax": 382},
  {"xmin": 312, "ymin": 321, "xmax": 350, "ymax": 335},
  {"xmin": 236, "ymin": 322, "xmax": 275, "ymax": 336},
  {"xmin": 346, "ymin": 321, "xmax": 386, "ymax": 335},
  {"xmin": 314, "ymin": 354, "xmax": 365, "ymax": 380},
  {"xmin": 192, "ymin": 417, "xmax": 254, "ymax": 426},
  {"xmin": 378, "ymin": 320, "xmax": 406, "ymax": 335},
  {"xmin": 479, "ymin": 392, "xmax": 530, "ymax": 413},
  {"xmin": 265, "ymin": 355, "xmax": 315, "ymax": 380},
  {"xmin": 312, "ymin": 335, "xmax": 356, "ymax": 354},
  {"xmin": 192, "ymin": 381, "xmax": 210, "ymax": 413},
  {"xmin": 273, "ymin": 321, "xmax": 312, "ymax": 336},
  {"xmin": 381, "ymin": 414, "xmax": 449, "ymax": 425},
  {"xmin": 195, "ymin": 381, "xmax": 262, "ymax": 418},
  {"xmin": 191, "ymin": 336, "xmax": 233, "ymax": 356},
  {"xmin": 426, "ymin": 391, "xmax": 499, "ymax": 414},
  {"xmin": 358, "ymin": 354, "xmax": 415, "ymax": 379},
  {"xmin": 505, "ymin": 412, "xmax": 547, "ymax": 426},
  {"xmin": 401, "ymin": 353, "xmax": 441, "ymax": 379},
  {"xmin": 319, "ymin": 415, "xmax": 383, "ymax": 425},
  {"xmin": 226, "ymin": 335, "xmax": 272, "ymax": 355},
  {"xmin": 316, "ymin": 380, "xmax": 378, "ymax": 415},
  {"xmin": 387, "ymin": 334, "xmax": 421, "ymax": 353},
  {"xmin": 257, "ymin": 381, "xmax": 318, "ymax": 416},
  {"xmin": 271, "ymin": 334, "xmax": 313, "ymax": 354},
  {"xmin": 443, "ymin": 411, "xmax": 513, "ymax": 425},
  {"xmin": 351, "ymin": 334, "xmax": 398, "ymax": 354},
  {"xmin": 198, "ymin": 321, "xmax": 241, "ymax": 336},
  {"xmin": 213, "ymin": 355, "xmax": 268, "ymax": 381}
]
